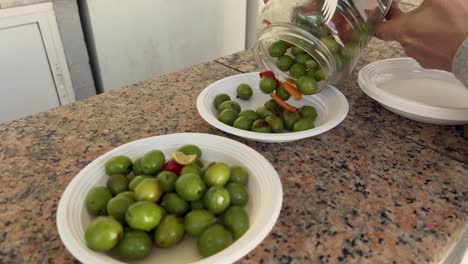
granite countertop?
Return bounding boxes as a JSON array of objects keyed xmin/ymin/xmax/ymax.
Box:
[{"xmin": 1, "ymin": 33, "xmax": 467, "ymax": 264}]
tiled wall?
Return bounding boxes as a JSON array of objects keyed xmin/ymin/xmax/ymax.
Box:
[{"xmin": 0, "ymin": 0, "xmax": 50, "ymax": 9}]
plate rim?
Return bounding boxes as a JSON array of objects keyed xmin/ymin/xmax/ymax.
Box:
[
  {"xmin": 56, "ymin": 132, "xmax": 283, "ymax": 264},
  {"xmin": 196, "ymin": 72, "xmax": 349, "ymax": 142},
  {"xmin": 358, "ymin": 57, "xmax": 468, "ymax": 122}
]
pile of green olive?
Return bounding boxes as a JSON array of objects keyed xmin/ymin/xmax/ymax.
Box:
[
  {"xmin": 214, "ymin": 90, "xmax": 318, "ymax": 133},
  {"xmin": 84, "ymin": 144, "xmax": 250, "ymax": 260},
  {"xmin": 268, "ymin": 41, "xmax": 324, "ymax": 95}
]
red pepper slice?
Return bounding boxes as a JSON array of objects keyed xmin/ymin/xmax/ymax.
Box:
[
  {"xmin": 260, "ymin": 71, "xmax": 280, "ymax": 88},
  {"xmin": 161, "ymin": 159, "xmax": 184, "ymax": 176},
  {"xmin": 260, "ymin": 70, "xmax": 276, "ymax": 79}
]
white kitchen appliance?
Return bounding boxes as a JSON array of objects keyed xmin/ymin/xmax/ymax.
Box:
[{"xmin": 80, "ymin": 0, "xmax": 260, "ymax": 93}]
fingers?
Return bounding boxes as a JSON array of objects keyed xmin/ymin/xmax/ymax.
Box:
[
  {"xmin": 374, "ymin": 0, "xmax": 404, "ymax": 40},
  {"xmin": 374, "ymin": 18, "xmax": 404, "ymax": 41},
  {"xmin": 404, "ymin": 46, "xmax": 453, "ymax": 71},
  {"xmin": 386, "ymin": 0, "xmax": 403, "ymax": 19}
]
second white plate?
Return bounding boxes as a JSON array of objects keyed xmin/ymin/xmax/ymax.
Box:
[
  {"xmin": 197, "ymin": 72, "xmax": 349, "ymax": 143},
  {"xmin": 358, "ymin": 58, "xmax": 468, "ymax": 125}
]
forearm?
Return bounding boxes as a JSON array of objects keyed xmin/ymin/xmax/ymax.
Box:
[{"xmin": 453, "ymin": 37, "xmax": 468, "ymax": 88}]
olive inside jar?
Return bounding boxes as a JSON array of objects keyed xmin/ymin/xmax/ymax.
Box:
[{"xmin": 254, "ymin": 0, "xmax": 393, "ymax": 94}]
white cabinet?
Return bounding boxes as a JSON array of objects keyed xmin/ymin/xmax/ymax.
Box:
[
  {"xmin": 81, "ymin": 0, "xmax": 248, "ymax": 92},
  {"xmin": 0, "ymin": 3, "xmax": 74, "ymax": 124}
]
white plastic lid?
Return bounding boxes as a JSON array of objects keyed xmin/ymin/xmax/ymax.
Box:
[{"xmin": 358, "ymin": 58, "xmax": 468, "ymax": 125}]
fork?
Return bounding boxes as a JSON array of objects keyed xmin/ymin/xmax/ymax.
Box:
[{"xmin": 321, "ymin": 0, "xmax": 338, "ymax": 23}]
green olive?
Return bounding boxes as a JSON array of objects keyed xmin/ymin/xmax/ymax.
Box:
[
  {"xmin": 160, "ymin": 193, "xmax": 189, "ymax": 216},
  {"xmin": 292, "ymin": 118, "xmax": 315, "ymax": 132},
  {"xmin": 236, "ymin": 84, "xmax": 253, "ymax": 100},
  {"xmin": 297, "ymin": 76, "xmax": 318, "ymax": 95},
  {"xmin": 85, "ymin": 216, "xmax": 123, "ymax": 252},
  {"xmin": 214, "ymin": 94, "xmax": 231, "ymax": 110},
  {"xmin": 126, "ymin": 201, "xmax": 164, "ymax": 231},
  {"xmin": 265, "ymin": 115, "xmax": 285, "ymax": 133},
  {"xmin": 256, "ymin": 106, "xmax": 275, "ymax": 119},
  {"xmin": 218, "ymin": 101, "xmax": 241, "ymax": 114},
  {"xmin": 85, "ymin": 186, "xmax": 112, "ymax": 216},
  {"xmin": 276, "ymin": 55, "xmax": 294, "ymax": 71},
  {"xmin": 180, "ymin": 164, "xmax": 202, "ymax": 177},
  {"xmin": 276, "ymin": 84, "xmax": 291, "ymax": 101},
  {"xmin": 238, "ymin": 110, "xmax": 260, "ymax": 122},
  {"xmin": 334, "ymin": 54, "xmax": 345, "ymax": 71},
  {"xmin": 129, "ymin": 175, "xmax": 152, "ymax": 191},
  {"xmin": 264, "ymin": 99, "xmax": 280, "ymax": 114},
  {"xmin": 233, "ymin": 116, "xmax": 253, "ymax": 131},
  {"xmin": 259, "ymin": 77, "xmax": 277, "ymax": 94},
  {"xmin": 197, "ymin": 224, "xmax": 233, "ymax": 257},
  {"xmin": 107, "ymin": 174, "xmax": 130, "ymax": 195},
  {"xmin": 203, "ymin": 162, "xmax": 230, "ymax": 187},
  {"xmin": 175, "ymin": 173, "xmax": 207, "ymax": 201},
  {"xmin": 203, "ymin": 186, "xmax": 231, "ymax": 215},
  {"xmin": 156, "ymin": 171, "xmax": 178, "ymax": 192},
  {"xmin": 116, "ymin": 191, "xmax": 135, "ymax": 201},
  {"xmin": 223, "ymin": 206, "xmax": 249, "ymax": 240},
  {"xmin": 105, "ymin": 155, "xmax": 132, "ymax": 176},
  {"xmin": 132, "ymin": 158, "xmax": 144, "ymax": 176},
  {"xmin": 306, "ymin": 69, "xmax": 316, "ymax": 78},
  {"xmin": 229, "ymin": 165, "xmax": 249, "ymax": 185},
  {"xmin": 299, "ymin": 105, "xmax": 318, "ymax": 121},
  {"xmin": 291, "ymin": 46, "xmax": 305, "ymax": 56},
  {"xmin": 341, "ymin": 44, "xmax": 357, "ymax": 60},
  {"xmin": 294, "ymin": 53, "xmax": 312, "ymax": 65},
  {"xmin": 251, "ymin": 119, "xmax": 272, "ymax": 133},
  {"xmin": 321, "ymin": 37, "xmax": 339, "ymax": 53},
  {"xmin": 218, "ymin": 109, "xmax": 238, "ymax": 126},
  {"xmin": 305, "ymin": 59, "xmax": 318, "ymax": 69},
  {"xmin": 141, "ymin": 150, "xmax": 165, "ymax": 175},
  {"xmin": 225, "ymin": 183, "xmax": 249, "ymax": 206},
  {"xmin": 178, "ymin": 144, "xmax": 202, "ymax": 159},
  {"xmin": 117, "ymin": 230, "xmax": 152, "ymax": 260},
  {"xmin": 281, "ymin": 111, "xmax": 300, "ymax": 131},
  {"xmin": 268, "ymin": 41, "xmax": 288, "ymax": 58},
  {"xmin": 190, "ymin": 200, "xmax": 205, "ymax": 210},
  {"xmin": 290, "ymin": 63, "xmax": 306, "ymax": 79},
  {"xmin": 184, "ymin": 209, "xmax": 216, "ymax": 237},
  {"xmin": 134, "ymin": 178, "xmax": 163, "ymax": 203},
  {"xmin": 154, "ymin": 215, "xmax": 185, "ymax": 248},
  {"xmin": 107, "ymin": 196, "xmax": 134, "ymax": 224},
  {"xmin": 315, "ymin": 68, "xmax": 326, "ymax": 81}
]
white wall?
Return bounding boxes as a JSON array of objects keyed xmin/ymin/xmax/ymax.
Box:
[{"xmin": 82, "ymin": 0, "xmax": 248, "ymax": 92}]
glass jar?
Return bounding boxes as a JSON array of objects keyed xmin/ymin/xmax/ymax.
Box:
[{"xmin": 254, "ymin": 0, "xmax": 393, "ymax": 94}]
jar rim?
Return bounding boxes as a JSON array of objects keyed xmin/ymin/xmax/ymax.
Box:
[{"xmin": 254, "ymin": 22, "xmax": 339, "ymax": 89}]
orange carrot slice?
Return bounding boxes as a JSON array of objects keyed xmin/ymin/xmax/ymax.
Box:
[
  {"xmin": 283, "ymin": 82, "xmax": 302, "ymax": 101},
  {"xmin": 262, "ymin": 19, "xmax": 272, "ymax": 26},
  {"xmin": 271, "ymin": 93, "xmax": 298, "ymax": 112}
]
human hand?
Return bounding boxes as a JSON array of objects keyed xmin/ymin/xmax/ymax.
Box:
[{"xmin": 375, "ymin": 0, "xmax": 468, "ymax": 71}]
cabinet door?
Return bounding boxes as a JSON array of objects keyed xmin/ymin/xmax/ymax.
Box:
[
  {"xmin": 82, "ymin": 0, "xmax": 248, "ymax": 92},
  {"xmin": 0, "ymin": 3, "xmax": 74, "ymax": 124},
  {"xmin": 0, "ymin": 23, "xmax": 61, "ymax": 123}
]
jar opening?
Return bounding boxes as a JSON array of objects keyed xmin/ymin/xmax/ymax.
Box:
[{"xmin": 254, "ymin": 22, "xmax": 338, "ymax": 90}]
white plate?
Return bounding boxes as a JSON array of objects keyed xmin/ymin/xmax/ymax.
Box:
[
  {"xmin": 358, "ymin": 58, "xmax": 468, "ymax": 125},
  {"xmin": 57, "ymin": 133, "xmax": 282, "ymax": 264},
  {"xmin": 196, "ymin": 72, "xmax": 349, "ymax": 143}
]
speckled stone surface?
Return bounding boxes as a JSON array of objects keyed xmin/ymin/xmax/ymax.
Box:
[{"xmin": 0, "ymin": 41, "xmax": 467, "ymax": 263}]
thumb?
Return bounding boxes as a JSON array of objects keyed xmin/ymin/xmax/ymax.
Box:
[
  {"xmin": 386, "ymin": 0, "xmax": 403, "ymax": 19},
  {"xmin": 374, "ymin": 16, "xmax": 405, "ymax": 41}
]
